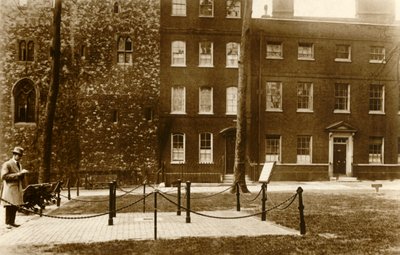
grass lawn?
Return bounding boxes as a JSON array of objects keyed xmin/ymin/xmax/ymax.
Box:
[{"xmin": 13, "ymin": 188, "xmax": 400, "ymax": 254}]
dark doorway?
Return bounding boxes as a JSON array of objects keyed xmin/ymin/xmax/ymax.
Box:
[
  {"xmin": 225, "ymin": 134, "xmax": 235, "ymax": 174},
  {"xmin": 333, "ymin": 143, "xmax": 346, "ymax": 175}
]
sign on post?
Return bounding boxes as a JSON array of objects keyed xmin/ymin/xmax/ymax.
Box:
[{"xmin": 258, "ymin": 162, "xmax": 276, "ymax": 184}]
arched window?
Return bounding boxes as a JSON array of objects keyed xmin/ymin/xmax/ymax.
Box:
[
  {"xmin": 117, "ymin": 36, "xmax": 133, "ymax": 64},
  {"xmin": 113, "ymin": 2, "xmax": 120, "ymax": 13},
  {"xmin": 18, "ymin": 40, "xmax": 34, "ymax": 61},
  {"xmin": 14, "ymin": 79, "xmax": 36, "ymax": 123}
]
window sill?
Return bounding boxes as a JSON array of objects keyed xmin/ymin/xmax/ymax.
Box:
[
  {"xmin": 225, "ymin": 113, "xmax": 237, "ymax": 116},
  {"xmin": 226, "ymin": 66, "xmax": 238, "ymax": 69},
  {"xmin": 335, "ymin": 59, "xmax": 351, "ymax": 63},
  {"xmin": 171, "ymin": 14, "xmax": 187, "ymax": 17},
  {"xmin": 171, "ymin": 64, "xmax": 187, "ymax": 67},
  {"xmin": 199, "ymin": 162, "xmax": 214, "ymax": 164},
  {"xmin": 14, "ymin": 122, "xmax": 36, "ymax": 127},
  {"xmin": 369, "ymin": 60, "xmax": 386, "ymax": 64},
  {"xmin": 334, "ymin": 110, "xmax": 350, "ymax": 114},
  {"xmin": 199, "ymin": 16, "xmax": 214, "ymax": 18},
  {"xmin": 171, "ymin": 161, "xmax": 185, "ymax": 165},
  {"xmin": 297, "ymin": 58, "xmax": 315, "ymax": 61},
  {"xmin": 296, "ymin": 109, "xmax": 313, "ymax": 113},
  {"xmin": 198, "ymin": 112, "xmax": 214, "ymax": 115},
  {"xmin": 170, "ymin": 112, "xmax": 186, "ymax": 115},
  {"xmin": 368, "ymin": 111, "xmax": 385, "ymax": 115},
  {"xmin": 266, "ymin": 109, "xmax": 283, "ymax": 112},
  {"xmin": 117, "ymin": 62, "xmax": 132, "ymax": 66},
  {"xmin": 266, "ymin": 56, "xmax": 283, "ymax": 60},
  {"xmin": 226, "ymin": 16, "xmax": 241, "ymax": 19},
  {"xmin": 198, "ymin": 65, "xmax": 214, "ymax": 68}
]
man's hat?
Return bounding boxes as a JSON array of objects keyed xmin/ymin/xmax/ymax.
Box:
[{"xmin": 12, "ymin": 147, "xmax": 24, "ymax": 155}]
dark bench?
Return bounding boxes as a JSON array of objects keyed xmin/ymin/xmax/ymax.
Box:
[{"xmin": 84, "ymin": 174, "xmax": 118, "ymax": 189}]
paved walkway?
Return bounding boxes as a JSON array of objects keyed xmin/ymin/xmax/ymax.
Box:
[{"xmin": 0, "ymin": 180, "xmax": 398, "ymax": 248}]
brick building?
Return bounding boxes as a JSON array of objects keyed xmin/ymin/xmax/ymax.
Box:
[{"xmin": 159, "ymin": 0, "xmax": 400, "ymax": 183}]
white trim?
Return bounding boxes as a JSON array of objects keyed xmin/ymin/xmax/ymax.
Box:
[{"xmin": 328, "ymin": 132, "xmax": 354, "ymax": 177}]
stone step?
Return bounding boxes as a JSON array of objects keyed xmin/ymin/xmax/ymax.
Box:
[{"xmin": 330, "ymin": 176, "xmax": 359, "ymax": 182}]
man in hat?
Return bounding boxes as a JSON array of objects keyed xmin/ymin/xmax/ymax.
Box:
[{"xmin": 0, "ymin": 146, "xmax": 29, "ymax": 228}]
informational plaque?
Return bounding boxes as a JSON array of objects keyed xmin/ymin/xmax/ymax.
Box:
[{"xmin": 258, "ymin": 162, "xmax": 276, "ymax": 183}]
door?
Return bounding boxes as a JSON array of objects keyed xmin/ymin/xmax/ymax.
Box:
[
  {"xmin": 225, "ymin": 135, "xmax": 235, "ymax": 174},
  {"xmin": 333, "ymin": 143, "xmax": 346, "ymax": 175}
]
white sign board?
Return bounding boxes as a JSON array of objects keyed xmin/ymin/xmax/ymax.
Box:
[{"xmin": 258, "ymin": 162, "xmax": 276, "ymax": 183}]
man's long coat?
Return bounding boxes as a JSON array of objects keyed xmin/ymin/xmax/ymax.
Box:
[{"xmin": 0, "ymin": 159, "xmax": 24, "ymax": 205}]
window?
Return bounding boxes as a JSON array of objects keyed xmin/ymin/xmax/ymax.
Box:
[
  {"xmin": 298, "ymin": 43, "xmax": 314, "ymax": 60},
  {"xmin": 266, "ymin": 42, "xmax": 283, "ymax": 59},
  {"xmin": 226, "ymin": 0, "xmax": 240, "ymax": 18},
  {"xmin": 117, "ymin": 36, "xmax": 132, "ymax": 64},
  {"xmin": 172, "ymin": 0, "xmax": 186, "ymax": 16},
  {"xmin": 297, "ymin": 82, "xmax": 313, "ymax": 111},
  {"xmin": 199, "ymin": 87, "xmax": 213, "ymax": 114},
  {"xmin": 18, "ymin": 40, "xmax": 34, "ymax": 62},
  {"xmin": 171, "ymin": 41, "xmax": 186, "ymax": 66},
  {"xmin": 369, "ymin": 137, "xmax": 383, "ymax": 163},
  {"xmin": 171, "ymin": 86, "xmax": 186, "ymax": 114},
  {"xmin": 144, "ymin": 107, "xmax": 153, "ymax": 121},
  {"xmin": 297, "ymin": 136, "xmax": 311, "ymax": 164},
  {"xmin": 266, "ymin": 82, "xmax": 282, "ymax": 111},
  {"xmin": 171, "ymin": 133, "xmax": 185, "ymax": 163},
  {"xmin": 14, "ymin": 79, "xmax": 36, "ymax": 123},
  {"xmin": 226, "ymin": 42, "xmax": 240, "ymax": 68},
  {"xmin": 199, "ymin": 0, "xmax": 213, "ymax": 17},
  {"xmin": 265, "ymin": 135, "xmax": 281, "ymax": 162},
  {"xmin": 369, "ymin": 84, "xmax": 384, "ymax": 113},
  {"xmin": 113, "ymin": 2, "xmax": 120, "ymax": 13},
  {"xmin": 199, "ymin": 41, "xmax": 213, "ymax": 67},
  {"xmin": 334, "ymin": 83, "xmax": 350, "ymax": 112},
  {"xmin": 335, "ymin": 44, "xmax": 351, "ymax": 61},
  {"xmin": 369, "ymin": 46, "xmax": 385, "ymax": 63},
  {"xmin": 112, "ymin": 109, "xmax": 118, "ymax": 123},
  {"xmin": 199, "ymin": 133, "xmax": 213, "ymax": 163},
  {"xmin": 226, "ymin": 87, "xmax": 237, "ymax": 115}
]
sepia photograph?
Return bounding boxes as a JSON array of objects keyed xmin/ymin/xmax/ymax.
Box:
[{"xmin": 0, "ymin": 0, "xmax": 399, "ymax": 254}]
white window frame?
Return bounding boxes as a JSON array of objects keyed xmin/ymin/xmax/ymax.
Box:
[
  {"xmin": 117, "ymin": 36, "xmax": 133, "ymax": 65},
  {"xmin": 297, "ymin": 135, "xmax": 312, "ymax": 164},
  {"xmin": 226, "ymin": 86, "xmax": 237, "ymax": 115},
  {"xmin": 334, "ymin": 83, "xmax": 350, "ymax": 113},
  {"xmin": 171, "ymin": 86, "xmax": 186, "ymax": 114},
  {"xmin": 171, "ymin": 41, "xmax": 186, "ymax": 67},
  {"xmin": 369, "ymin": 137, "xmax": 384, "ymax": 164},
  {"xmin": 199, "ymin": 133, "xmax": 213, "ymax": 164},
  {"xmin": 266, "ymin": 81, "xmax": 282, "ymax": 111},
  {"xmin": 298, "ymin": 42, "xmax": 314, "ymax": 60},
  {"xmin": 369, "ymin": 84, "xmax": 385, "ymax": 114},
  {"xmin": 265, "ymin": 135, "xmax": 281, "ymax": 163},
  {"xmin": 266, "ymin": 42, "xmax": 283, "ymax": 59},
  {"xmin": 172, "ymin": 0, "xmax": 186, "ymax": 16},
  {"xmin": 199, "ymin": 0, "xmax": 214, "ymax": 17},
  {"xmin": 226, "ymin": 0, "xmax": 241, "ymax": 18},
  {"xmin": 369, "ymin": 46, "xmax": 386, "ymax": 64},
  {"xmin": 226, "ymin": 42, "xmax": 240, "ymax": 68},
  {"xmin": 335, "ymin": 44, "xmax": 351, "ymax": 62},
  {"xmin": 297, "ymin": 82, "xmax": 313, "ymax": 112},
  {"xmin": 199, "ymin": 87, "xmax": 213, "ymax": 114},
  {"xmin": 199, "ymin": 41, "xmax": 213, "ymax": 67},
  {"xmin": 171, "ymin": 133, "xmax": 185, "ymax": 163}
]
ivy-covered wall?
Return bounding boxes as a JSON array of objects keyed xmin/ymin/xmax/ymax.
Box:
[{"xmin": 0, "ymin": 0, "xmax": 160, "ymax": 184}]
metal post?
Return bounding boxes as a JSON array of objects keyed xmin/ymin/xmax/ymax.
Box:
[
  {"xmin": 112, "ymin": 180, "xmax": 117, "ymax": 217},
  {"xmin": 177, "ymin": 179, "xmax": 181, "ymax": 216},
  {"xmin": 186, "ymin": 181, "xmax": 191, "ymax": 223},
  {"xmin": 236, "ymin": 182, "xmax": 240, "ymax": 211},
  {"xmin": 297, "ymin": 187, "xmax": 306, "ymax": 235},
  {"xmin": 154, "ymin": 190, "xmax": 158, "ymax": 240},
  {"xmin": 67, "ymin": 178, "xmax": 71, "ymax": 200},
  {"xmin": 143, "ymin": 182, "xmax": 146, "ymax": 213},
  {"xmin": 261, "ymin": 183, "xmax": 267, "ymax": 221},
  {"xmin": 56, "ymin": 189, "xmax": 61, "ymax": 207},
  {"xmin": 76, "ymin": 177, "xmax": 80, "ymax": 197},
  {"xmin": 108, "ymin": 182, "xmax": 113, "ymax": 226}
]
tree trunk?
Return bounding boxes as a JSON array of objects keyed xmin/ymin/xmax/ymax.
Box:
[
  {"xmin": 39, "ymin": 0, "xmax": 62, "ymax": 183},
  {"xmin": 232, "ymin": 0, "xmax": 252, "ymax": 193}
]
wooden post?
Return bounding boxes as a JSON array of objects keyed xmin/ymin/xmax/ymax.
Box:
[
  {"xmin": 177, "ymin": 179, "xmax": 181, "ymax": 216},
  {"xmin": 112, "ymin": 180, "xmax": 117, "ymax": 217},
  {"xmin": 236, "ymin": 182, "xmax": 240, "ymax": 211},
  {"xmin": 143, "ymin": 182, "xmax": 146, "ymax": 213},
  {"xmin": 108, "ymin": 182, "xmax": 114, "ymax": 226},
  {"xmin": 186, "ymin": 181, "xmax": 191, "ymax": 223},
  {"xmin": 261, "ymin": 183, "xmax": 267, "ymax": 221},
  {"xmin": 154, "ymin": 191, "xmax": 158, "ymax": 240}
]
